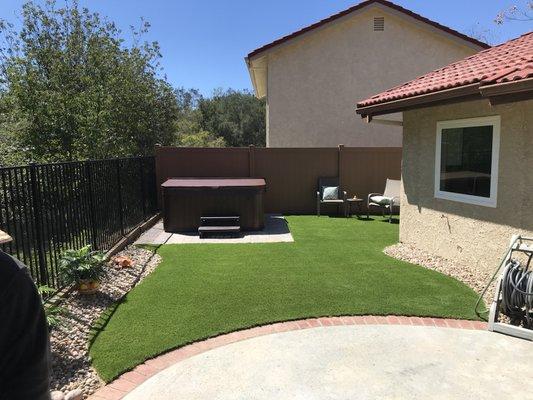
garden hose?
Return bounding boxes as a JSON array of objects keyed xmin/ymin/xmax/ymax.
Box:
[
  {"xmin": 474, "ymin": 236, "xmax": 533, "ymax": 328},
  {"xmin": 500, "ymin": 257, "xmax": 533, "ymax": 329},
  {"xmin": 474, "ymin": 240, "xmax": 516, "ymax": 319}
]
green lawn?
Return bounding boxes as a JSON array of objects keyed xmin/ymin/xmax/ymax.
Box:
[{"xmin": 89, "ymin": 216, "xmax": 480, "ymax": 382}]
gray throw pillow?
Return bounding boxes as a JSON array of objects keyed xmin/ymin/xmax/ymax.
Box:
[{"xmin": 322, "ymin": 186, "xmax": 339, "ymax": 200}]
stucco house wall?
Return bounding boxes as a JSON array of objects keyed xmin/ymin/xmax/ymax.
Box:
[
  {"xmin": 401, "ymin": 99, "xmax": 533, "ymax": 274},
  {"xmin": 262, "ymin": 7, "xmax": 481, "ymax": 147}
]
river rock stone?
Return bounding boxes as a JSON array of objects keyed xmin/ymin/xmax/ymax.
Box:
[
  {"xmin": 50, "ymin": 391, "xmax": 65, "ymax": 400},
  {"xmin": 65, "ymin": 388, "xmax": 83, "ymax": 400},
  {"xmin": 384, "ymin": 243, "xmax": 495, "ymax": 304},
  {"xmin": 49, "ymin": 246, "xmax": 161, "ymax": 397}
]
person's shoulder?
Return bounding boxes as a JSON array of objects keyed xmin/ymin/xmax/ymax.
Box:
[{"xmin": 0, "ymin": 250, "xmax": 30, "ymax": 292}]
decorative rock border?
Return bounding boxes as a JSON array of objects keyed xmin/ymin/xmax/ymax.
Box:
[
  {"xmin": 89, "ymin": 316, "xmax": 487, "ymax": 400},
  {"xmin": 49, "ymin": 246, "xmax": 162, "ymax": 399},
  {"xmin": 384, "ymin": 243, "xmax": 494, "ymax": 304}
]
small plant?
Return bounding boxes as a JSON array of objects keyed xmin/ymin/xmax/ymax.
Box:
[
  {"xmin": 37, "ymin": 286, "xmax": 64, "ymax": 329},
  {"xmin": 59, "ymin": 245, "xmax": 106, "ymax": 294}
]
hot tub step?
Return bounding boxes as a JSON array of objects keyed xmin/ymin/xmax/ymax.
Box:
[
  {"xmin": 200, "ymin": 216, "xmax": 240, "ymax": 226},
  {"xmin": 198, "ymin": 225, "xmax": 241, "ymax": 238}
]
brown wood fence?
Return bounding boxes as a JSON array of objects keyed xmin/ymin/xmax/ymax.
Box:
[{"xmin": 156, "ymin": 146, "xmax": 402, "ymax": 214}]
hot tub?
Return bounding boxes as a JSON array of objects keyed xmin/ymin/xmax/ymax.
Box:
[{"xmin": 161, "ymin": 178, "xmax": 266, "ymax": 232}]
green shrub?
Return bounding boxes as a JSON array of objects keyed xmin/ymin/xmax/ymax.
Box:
[
  {"xmin": 59, "ymin": 245, "xmax": 106, "ymax": 285},
  {"xmin": 37, "ymin": 285, "xmax": 64, "ymax": 329}
]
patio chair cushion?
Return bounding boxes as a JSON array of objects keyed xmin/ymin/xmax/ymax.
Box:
[
  {"xmin": 370, "ymin": 195, "xmax": 391, "ymax": 205},
  {"xmin": 370, "ymin": 195, "xmax": 400, "ymax": 207},
  {"xmin": 322, "ymin": 186, "xmax": 339, "ymax": 200}
]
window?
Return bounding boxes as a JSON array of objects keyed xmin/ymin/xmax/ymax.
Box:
[
  {"xmin": 434, "ymin": 116, "xmax": 500, "ymax": 207},
  {"xmin": 373, "ymin": 17, "xmax": 384, "ymax": 31}
]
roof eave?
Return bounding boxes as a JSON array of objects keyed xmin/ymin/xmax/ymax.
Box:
[
  {"xmin": 480, "ymin": 77, "xmax": 533, "ymax": 98},
  {"xmin": 356, "ymin": 84, "xmax": 480, "ymax": 117},
  {"xmin": 245, "ymin": 56, "xmax": 267, "ymax": 99},
  {"xmin": 357, "ymin": 78, "xmax": 533, "ymax": 118},
  {"xmin": 245, "ymin": 57, "xmax": 259, "ymax": 98}
]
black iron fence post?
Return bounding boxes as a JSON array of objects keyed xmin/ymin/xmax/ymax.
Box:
[
  {"xmin": 1, "ymin": 156, "xmax": 157, "ymax": 292},
  {"xmin": 139, "ymin": 157, "xmax": 147, "ymax": 220},
  {"xmin": 29, "ymin": 163, "xmax": 48, "ymax": 286},
  {"xmin": 116, "ymin": 159, "xmax": 125, "ymax": 235},
  {"xmin": 85, "ymin": 161, "xmax": 98, "ymax": 250}
]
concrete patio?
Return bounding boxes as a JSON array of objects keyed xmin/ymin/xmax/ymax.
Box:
[
  {"xmin": 135, "ymin": 214, "xmax": 294, "ymax": 245},
  {"xmin": 121, "ymin": 324, "xmax": 532, "ymax": 400}
]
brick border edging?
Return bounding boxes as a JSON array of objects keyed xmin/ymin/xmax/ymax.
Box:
[{"xmin": 89, "ymin": 316, "xmax": 487, "ymax": 400}]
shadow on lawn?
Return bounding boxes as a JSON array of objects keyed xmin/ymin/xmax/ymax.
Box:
[
  {"xmin": 88, "ymin": 297, "xmax": 128, "ymax": 348},
  {"xmin": 323, "ymin": 215, "xmax": 398, "ymax": 223},
  {"xmin": 379, "ymin": 218, "xmax": 399, "ymax": 224}
]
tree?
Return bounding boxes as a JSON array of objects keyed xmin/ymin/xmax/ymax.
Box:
[
  {"xmin": 176, "ymin": 130, "xmax": 226, "ymax": 147},
  {"xmin": 495, "ymin": 1, "xmax": 533, "ymax": 24},
  {"xmin": 197, "ymin": 89, "xmax": 266, "ymax": 147},
  {"xmin": 464, "ymin": 24, "xmax": 496, "ymax": 45},
  {"xmin": 172, "ymin": 87, "xmax": 265, "ymax": 148},
  {"xmin": 0, "ymin": 92, "xmax": 28, "ymax": 166},
  {"xmin": 172, "ymin": 87, "xmax": 226, "ymax": 147},
  {"xmin": 173, "ymin": 87, "xmax": 203, "ymax": 139},
  {"xmin": 0, "ymin": 0, "xmax": 177, "ymax": 163}
]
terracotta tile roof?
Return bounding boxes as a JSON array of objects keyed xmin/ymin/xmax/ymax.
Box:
[
  {"xmin": 358, "ymin": 31, "xmax": 533, "ymax": 108},
  {"xmin": 247, "ymin": 0, "xmax": 488, "ymax": 59}
]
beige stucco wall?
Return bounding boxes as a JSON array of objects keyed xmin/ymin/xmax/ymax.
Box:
[
  {"xmin": 262, "ymin": 6, "xmax": 483, "ymax": 147},
  {"xmin": 401, "ymin": 99, "xmax": 533, "ymax": 274}
]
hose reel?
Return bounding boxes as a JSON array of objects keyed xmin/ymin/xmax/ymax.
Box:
[
  {"xmin": 500, "ymin": 258, "xmax": 533, "ymax": 329},
  {"xmin": 477, "ymin": 235, "xmax": 533, "ymax": 341}
]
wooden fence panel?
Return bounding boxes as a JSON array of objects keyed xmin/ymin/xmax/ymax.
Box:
[
  {"xmin": 155, "ymin": 147, "xmax": 250, "ymax": 203},
  {"xmin": 156, "ymin": 146, "xmax": 402, "ymax": 215},
  {"xmin": 340, "ymin": 147, "xmax": 402, "ymax": 204},
  {"xmin": 254, "ymin": 148, "xmax": 338, "ymax": 214}
]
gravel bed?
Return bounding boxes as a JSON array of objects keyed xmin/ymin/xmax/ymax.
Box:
[
  {"xmin": 49, "ymin": 246, "xmax": 162, "ymax": 399},
  {"xmin": 384, "ymin": 242, "xmax": 496, "ymax": 306}
]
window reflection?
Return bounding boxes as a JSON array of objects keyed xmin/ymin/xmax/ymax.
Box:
[{"xmin": 440, "ymin": 126, "xmax": 493, "ymax": 198}]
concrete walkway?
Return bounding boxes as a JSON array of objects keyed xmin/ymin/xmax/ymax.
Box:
[
  {"xmin": 94, "ymin": 318, "xmax": 532, "ymax": 400},
  {"xmin": 135, "ymin": 214, "xmax": 293, "ymax": 245}
]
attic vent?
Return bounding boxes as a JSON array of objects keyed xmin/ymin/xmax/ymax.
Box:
[{"xmin": 373, "ymin": 16, "xmax": 385, "ymax": 31}]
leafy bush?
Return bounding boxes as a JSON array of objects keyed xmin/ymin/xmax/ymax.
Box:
[
  {"xmin": 0, "ymin": 0, "xmax": 177, "ymax": 163},
  {"xmin": 59, "ymin": 245, "xmax": 106, "ymax": 285},
  {"xmin": 37, "ymin": 285, "xmax": 64, "ymax": 329}
]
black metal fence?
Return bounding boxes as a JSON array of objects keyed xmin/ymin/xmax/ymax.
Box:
[{"xmin": 0, "ymin": 156, "xmax": 158, "ymax": 290}]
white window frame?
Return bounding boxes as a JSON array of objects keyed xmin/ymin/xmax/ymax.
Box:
[{"xmin": 434, "ymin": 115, "xmax": 500, "ymax": 208}]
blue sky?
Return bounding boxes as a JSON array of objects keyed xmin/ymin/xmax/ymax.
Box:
[{"xmin": 1, "ymin": 1, "xmax": 531, "ymax": 95}]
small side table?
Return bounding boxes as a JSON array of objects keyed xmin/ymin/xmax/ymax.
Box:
[{"xmin": 346, "ymin": 198, "xmax": 364, "ymax": 218}]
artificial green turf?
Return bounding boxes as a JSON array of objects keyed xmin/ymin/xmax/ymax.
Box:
[{"xmin": 89, "ymin": 216, "xmax": 481, "ymax": 382}]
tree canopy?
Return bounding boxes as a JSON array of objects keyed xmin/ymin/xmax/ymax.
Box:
[
  {"xmin": 197, "ymin": 89, "xmax": 266, "ymax": 147},
  {"xmin": 173, "ymin": 88, "xmax": 266, "ymax": 148},
  {"xmin": 0, "ymin": 0, "xmax": 178, "ymax": 163},
  {"xmin": 0, "ymin": 1, "xmax": 266, "ymax": 166}
]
